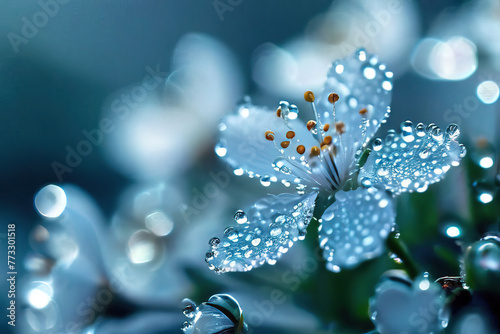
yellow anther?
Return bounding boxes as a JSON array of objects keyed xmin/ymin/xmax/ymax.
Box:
[
  {"xmin": 265, "ymin": 131, "xmax": 275, "ymax": 141},
  {"xmin": 304, "ymin": 91, "xmax": 315, "ymax": 102}
]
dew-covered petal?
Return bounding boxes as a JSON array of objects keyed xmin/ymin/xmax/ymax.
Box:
[
  {"xmin": 319, "ymin": 187, "xmax": 395, "ymax": 272},
  {"xmin": 316, "ymin": 49, "xmax": 393, "ymax": 146},
  {"xmin": 206, "ymin": 192, "xmax": 318, "ymax": 273},
  {"xmin": 217, "ymin": 103, "xmax": 318, "ymax": 185},
  {"xmin": 359, "ymin": 121, "xmax": 465, "ymax": 194}
]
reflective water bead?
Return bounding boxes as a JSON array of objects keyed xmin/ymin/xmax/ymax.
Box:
[
  {"xmin": 234, "ymin": 210, "xmax": 248, "ymax": 224},
  {"xmin": 415, "ymin": 123, "xmax": 426, "ymax": 137},
  {"xmin": 34, "ymin": 184, "xmax": 67, "ymax": 218},
  {"xmin": 209, "ymin": 237, "xmax": 220, "ymax": 248},
  {"xmin": 215, "ymin": 139, "xmax": 227, "ymax": 157},
  {"xmin": 445, "ymin": 123, "xmax": 460, "ymax": 139},
  {"xmin": 260, "ymin": 175, "xmax": 271, "ymax": 187},
  {"xmin": 373, "ymin": 138, "xmax": 383, "ymax": 151},
  {"xmin": 288, "ymin": 104, "xmax": 299, "ymax": 120},
  {"xmin": 362, "ymin": 64, "xmax": 377, "ymax": 80}
]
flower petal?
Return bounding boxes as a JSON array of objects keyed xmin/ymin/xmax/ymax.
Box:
[
  {"xmin": 359, "ymin": 121, "xmax": 465, "ymax": 194},
  {"xmin": 319, "ymin": 187, "xmax": 395, "ymax": 271},
  {"xmin": 369, "ymin": 272, "xmax": 446, "ymax": 334},
  {"xmin": 206, "ymin": 191, "xmax": 318, "ymax": 273},
  {"xmin": 217, "ymin": 103, "xmax": 319, "ymax": 185},
  {"xmin": 316, "ymin": 49, "xmax": 393, "ymax": 146}
]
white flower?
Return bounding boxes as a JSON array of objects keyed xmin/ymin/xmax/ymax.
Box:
[{"xmin": 207, "ymin": 49, "xmax": 465, "ymax": 274}]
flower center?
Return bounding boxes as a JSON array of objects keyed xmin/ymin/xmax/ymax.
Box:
[{"xmin": 264, "ymin": 91, "xmax": 369, "ymax": 192}]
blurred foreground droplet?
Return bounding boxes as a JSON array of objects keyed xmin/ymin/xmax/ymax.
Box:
[{"xmin": 34, "ymin": 185, "xmax": 67, "ymax": 218}]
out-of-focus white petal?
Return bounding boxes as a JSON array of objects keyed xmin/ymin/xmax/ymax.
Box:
[
  {"xmin": 319, "ymin": 187, "xmax": 395, "ymax": 272},
  {"xmin": 316, "ymin": 49, "xmax": 393, "ymax": 146},
  {"xmin": 101, "ymin": 33, "xmax": 243, "ymax": 180},
  {"xmin": 359, "ymin": 121, "xmax": 465, "ymax": 194},
  {"xmin": 171, "ymin": 33, "xmax": 244, "ymax": 122},
  {"xmin": 252, "ymin": 40, "xmax": 332, "ymax": 97},
  {"xmin": 369, "ymin": 272, "xmax": 446, "ymax": 334},
  {"xmin": 103, "ymin": 183, "xmax": 191, "ymax": 307},
  {"xmin": 218, "ymin": 104, "xmax": 318, "ymax": 185},
  {"xmin": 206, "ymin": 192, "xmax": 318, "ymax": 273}
]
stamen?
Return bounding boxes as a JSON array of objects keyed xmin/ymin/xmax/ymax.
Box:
[
  {"xmin": 296, "ymin": 145, "xmax": 305, "ymax": 154},
  {"xmin": 310, "ymin": 146, "xmax": 320, "ymax": 157},
  {"xmin": 276, "ymin": 107, "xmax": 282, "ymax": 118},
  {"xmin": 328, "ymin": 93, "xmax": 339, "ymax": 124},
  {"xmin": 281, "ymin": 141, "xmax": 290, "ymax": 149},
  {"xmin": 304, "ymin": 91, "xmax": 315, "ymax": 102},
  {"xmin": 286, "ymin": 131, "xmax": 295, "ymax": 139},
  {"xmin": 323, "ymin": 124, "xmax": 330, "ymax": 132},
  {"xmin": 328, "ymin": 93, "xmax": 339, "ymax": 104},
  {"xmin": 304, "ymin": 90, "xmax": 321, "ymax": 127},
  {"xmin": 359, "ymin": 110, "xmax": 368, "ymax": 146},
  {"xmin": 335, "ymin": 122, "xmax": 345, "ymax": 135},
  {"xmin": 323, "ymin": 136, "xmax": 332, "ymax": 145},
  {"xmin": 321, "ymin": 145, "xmax": 329, "ymax": 151},
  {"xmin": 307, "ymin": 120, "xmax": 317, "ymax": 131},
  {"xmin": 265, "ymin": 131, "xmax": 275, "ymax": 141}
]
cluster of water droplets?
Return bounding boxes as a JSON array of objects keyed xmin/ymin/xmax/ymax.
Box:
[
  {"xmin": 359, "ymin": 121, "xmax": 465, "ymax": 194},
  {"xmin": 319, "ymin": 187, "xmax": 395, "ymax": 272},
  {"xmin": 317, "ymin": 49, "xmax": 393, "ymax": 144},
  {"xmin": 206, "ymin": 192, "xmax": 317, "ymax": 274}
]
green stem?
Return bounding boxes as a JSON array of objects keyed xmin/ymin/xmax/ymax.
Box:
[{"xmin": 385, "ymin": 230, "xmax": 420, "ymax": 279}]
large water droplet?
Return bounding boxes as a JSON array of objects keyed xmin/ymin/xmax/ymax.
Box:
[
  {"xmin": 34, "ymin": 185, "xmax": 67, "ymax": 218},
  {"xmin": 377, "ymin": 168, "xmax": 389, "ymax": 176},
  {"xmin": 459, "ymin": 144, "xmax": 467, "ymax": 158},
  {"xmin": 234, "ymin": 210, "xmax": 248, "ymax": 224},
  {"xmin": 473, "ymin": 181, "xmax": 495, "ymax": 204},
  {"xmin": 260, "ymin": 175, "xmax": 271, "ymax": 187},
  {"xmin": 430, "ymin": 126, "xmax": 444, "ymax": 142},
  {"xmin": 419, "ymin": 149, "xmax": 430, "ymax": 159},
  {"xmin": 209, "ymin": 237, "xmax": 220, "ymax": 248},
  {"xmin": 415, "ymin": 123, "xmax": 426, "ymax": 137},
  {"xmin": 270, "ymin": 226, "xmax": 282, "ymax": 237},
  {"xmin": 224, "ymin": 227, "xmax": 238, "ymax": 241},
  {"xmin": 182, "ymin": 299, "xmax": 197, "ymax": 318},
  {"xmin": 401, "ymin": 121, "xmax": 415, "ymax": 142},
  {"xmin": 215, "ymin": 140, "xmax": 227, "ymax": 157},
  {"xmin": 373, "ymin": 138, "xmax": 383, "ymax": 151},
  {"xmin": 445, "ymin": 124, "xmax": 460, "ymax": 139},
  {"xmin": 362, "ymin": 65, "xmax": 377, "ymax": 80},
  {"xmin": 287, "ymin": 104, "xmax": 299, "ymax": 120}
]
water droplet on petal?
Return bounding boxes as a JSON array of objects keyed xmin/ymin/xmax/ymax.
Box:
[
  {"xmin": 234, "ymin": 210, "xmax": 248, "ymax": 224},
  {"xmin": 373, "ymin": 138, "xmax": 383, "ymax": 151},
  {"xmin": 288, "ymin": 104, "xmax": 299, "ymax": 120},
  {"xmin": 362, "ymin": 65, "xmax": 377, "ymax": 80},
  {"xmin": 260, "ymin": 175, "xmax": 271, "ymax": 187},
  {"xmin": 224, "ymin": 227, "xmax": 239, "ymax": 242},
  {"xmin": 415, "ymin": 123, "xmax": 426, "ymax": 137},
  {"xmin": 270, "ymin": 226, "xmax": 282, "ymax": 237},
  {"xmin": 419, "ymin": 149, "xmax": 430, "ymax": 159},
  {"xmin": 209, "ymin": 237, "xmax": 220, "ymax": 248},
  {"xmin": 445, "ymin": 124, "xmax": 460, "ymax": 139},
  {"xmin": 215, "ymin": 140, "xmax": 227, "ymax": 157}
]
